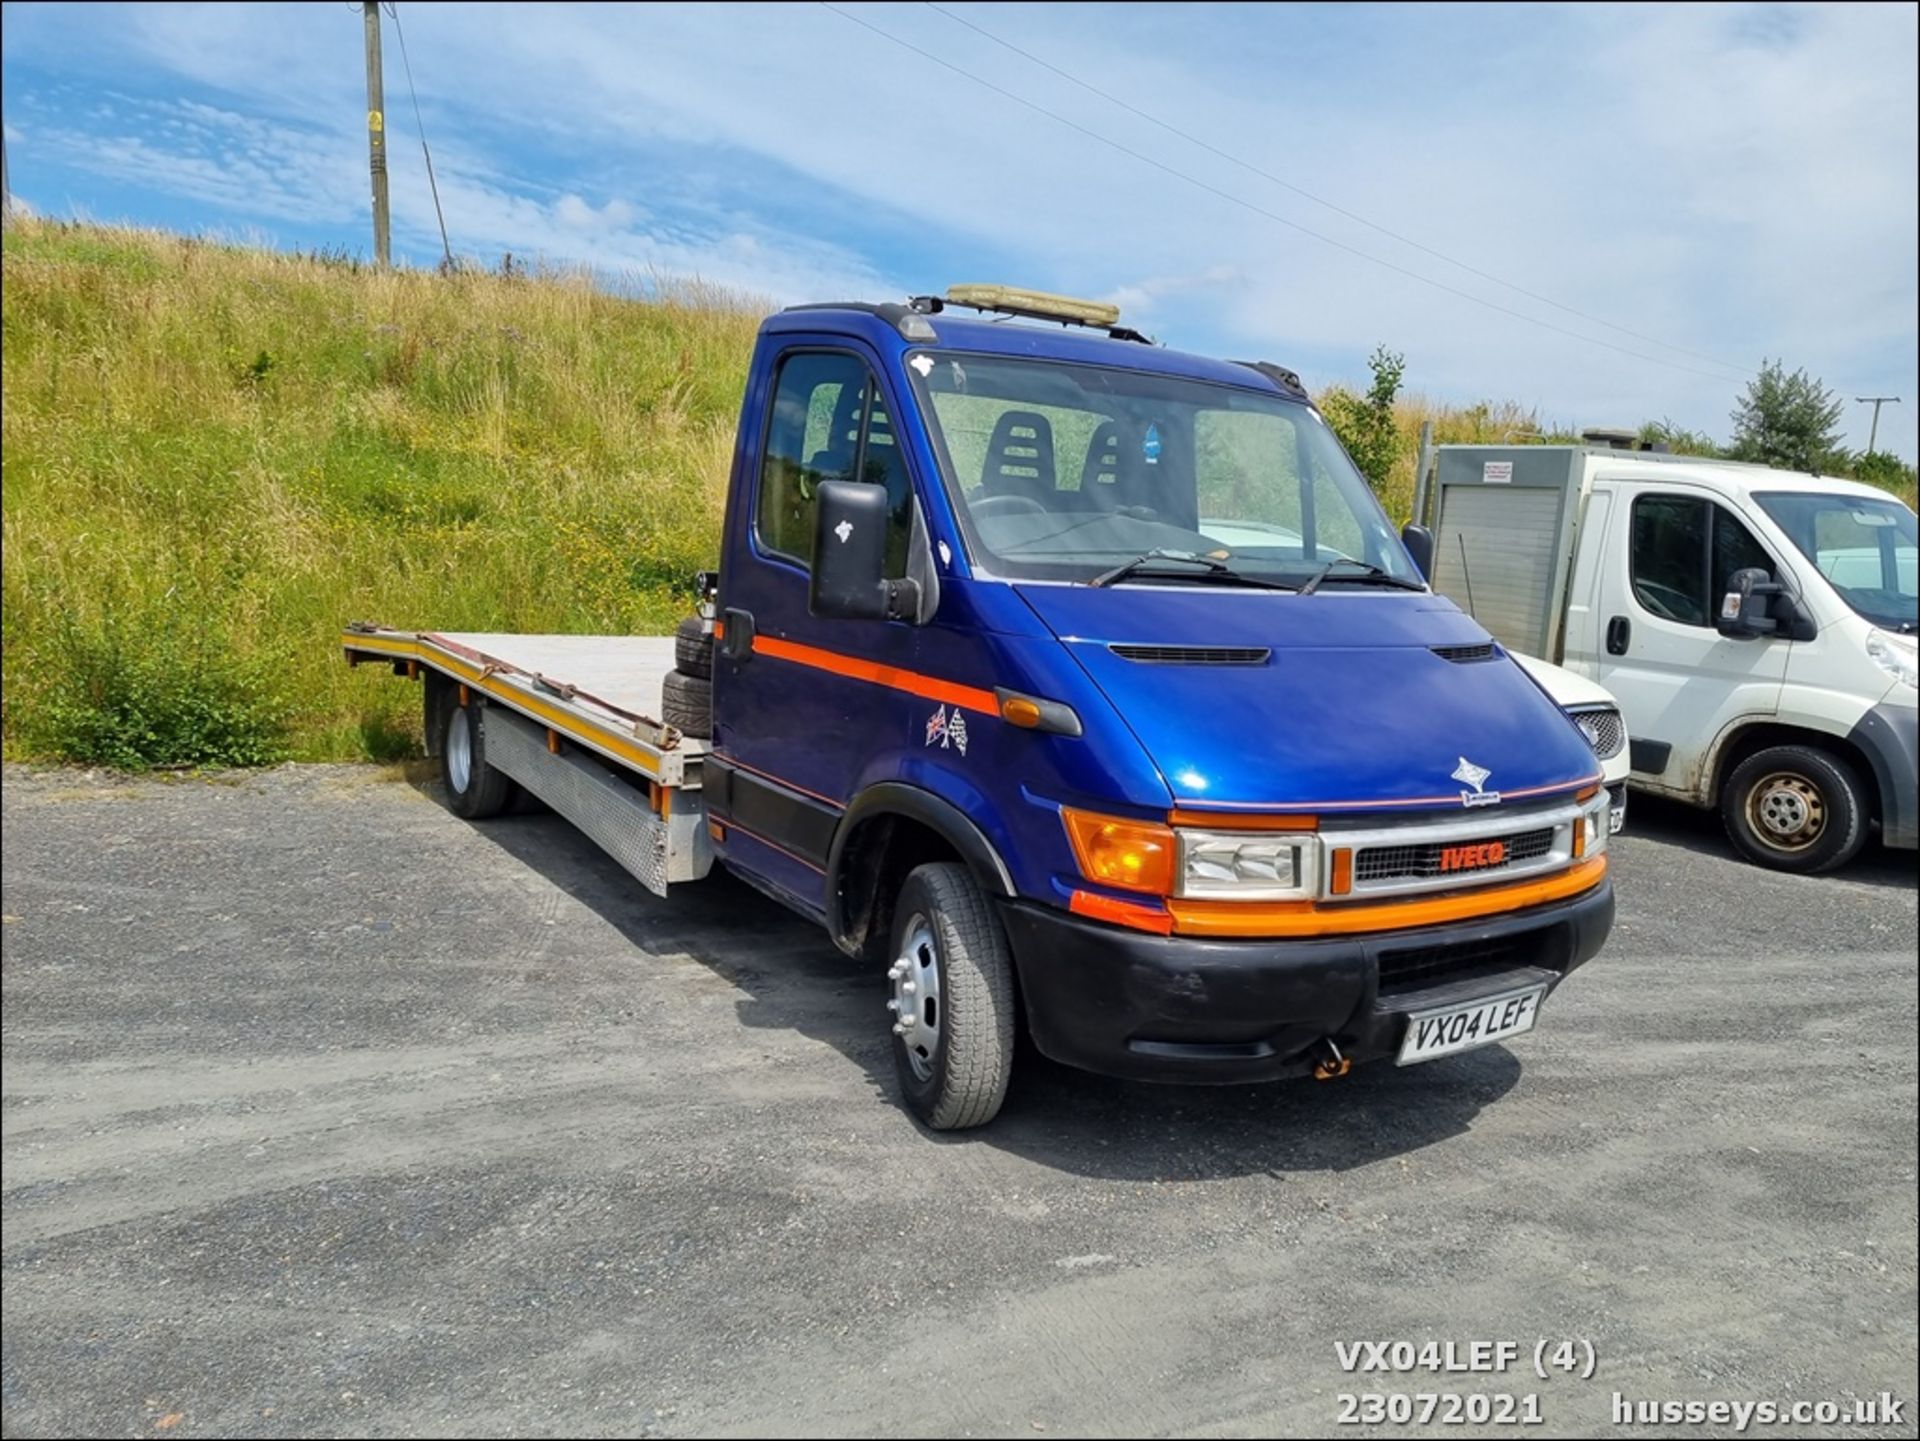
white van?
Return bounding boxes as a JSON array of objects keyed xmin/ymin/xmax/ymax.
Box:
[{"xmin": 1421, "ymin": 443, "xmax": 1917, "ymax": 872}]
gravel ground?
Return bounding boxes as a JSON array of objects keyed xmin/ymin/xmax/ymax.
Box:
[{"xmin": 2, "ymin": 762, "xmax": 1914, "ymax": 1439}]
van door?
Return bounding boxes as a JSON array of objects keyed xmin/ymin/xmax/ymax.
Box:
[
  {"xmin": 710, "ymin": 340, "xmax": 920, "ymax": 909},
  {"xmin": 1593, "ymin": 482, "xmax": 1792, "ymax": 798}
]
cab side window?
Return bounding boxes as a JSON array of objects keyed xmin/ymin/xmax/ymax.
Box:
[
  {"xmin": 757, "ymin": 352, "xmax": 912, "ymax": 575},
  {"xmin": 1630, "ymin": 494, "xmax": 1775, "ymax": 626}
]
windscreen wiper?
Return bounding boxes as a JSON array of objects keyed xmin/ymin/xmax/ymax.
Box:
[
  {"xmin": 1089, "ymin": 549, "xmax": 1295, "ymax": 591},
  {"xmin": 1296, "ymin": 558, "xmax": 1428, "ymax": 596}
]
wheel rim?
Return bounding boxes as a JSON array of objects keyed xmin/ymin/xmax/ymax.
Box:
[
  {"xmin": 888, "ymin": 914, "xmax": 943, "ymax": 1082},
  {"xmin": 447, "ymin": 707, "xmax": 473, "ymax": 794},
  {"xmin": 1746, "ymin": 771, "xmax": 1825, "ymax": 851}
]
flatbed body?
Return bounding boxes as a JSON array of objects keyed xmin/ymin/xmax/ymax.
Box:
[
  {"xmin": 342, "ymin": 626, "xmax": 712, "ymax": 896},
  {"xmin": 343, "ymin": 627, "xmax": 706, "ymax": 785}
]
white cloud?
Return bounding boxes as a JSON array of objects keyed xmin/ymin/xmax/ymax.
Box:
[{"xmin": 4, "ymin": 0, "xmax": 1913, "ymax": 459}]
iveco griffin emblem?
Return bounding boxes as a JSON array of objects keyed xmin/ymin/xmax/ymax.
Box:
[{"xmin": 1452, "ymin": 756, "xmax": 1500, "ymax": 808}]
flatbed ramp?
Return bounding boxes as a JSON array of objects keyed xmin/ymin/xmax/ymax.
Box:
[{"xmin": 341, "ymin": 626, "xmax": 712, "ymax": 895}]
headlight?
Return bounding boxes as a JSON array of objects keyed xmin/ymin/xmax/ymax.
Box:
[
  {"xmin": 1178, "ymin": 831, "xmax": 1321, "ymax": 900},
  {"xmin": 1578, "ymin": 794, "xmax": 1611, "ymax": 858},
  {"xmin": 1570, "ymin": 706, "xmax": 1626, "ymax": 760},
  {"xmin": 1866, "ymin": 628, "xmax": 1918, "ymax": 689}
]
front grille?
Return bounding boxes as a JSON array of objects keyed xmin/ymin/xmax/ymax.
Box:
[
  {"xmin": 1431, "ymin": 642, "xmax": 1497, "ymax": 663},
  {"xmin": 1355, "ymin": 826, "xmax": 1556, "ymax": 884},
  {"xmin": 1109, "ymin": 644, "xmax": 1271, "ymax": 665},
  {"xmin": 1378, "ymin": 936, "xmax": 1534, "ymax": 997},
  {"xmin": 1573, "ymin": 707, "xmax": 1626, "ymax": 760}
]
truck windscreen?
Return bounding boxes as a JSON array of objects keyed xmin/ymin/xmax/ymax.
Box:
[
  {"xmin": 1755, "ymin": 491, "xmax": 1919, "ymax": 632},
  {"xmin": 907, "ymin": 352, "xmax": 1419, "ymax": 587}
]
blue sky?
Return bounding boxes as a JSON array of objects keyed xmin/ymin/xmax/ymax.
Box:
[{"xmin": 4, "ymin": 1, "xmax": 1916, "ymax": 461}]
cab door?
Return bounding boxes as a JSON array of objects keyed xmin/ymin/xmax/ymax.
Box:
[
  {"xmin": 709, "ymin": 340, "xmax": 920, "ymax": 912},
  {"xmin": 1592, "ymin": 480, "xmax": 1791, "ymax": 797}
]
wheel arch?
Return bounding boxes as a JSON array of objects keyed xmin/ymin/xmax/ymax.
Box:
[
  {"xmin": 825, "ymin": 783, "xmax": 1016, "ymax": 962},
  {"xmin": 1708, "ymin": 720, "xmax": 1879, "ymax": 824}
]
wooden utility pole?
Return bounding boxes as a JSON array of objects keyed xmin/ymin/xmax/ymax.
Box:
[
  {"xmin": 1855, "ymin": 396, "xmax": 1900, "ymax": 455},
  {"xmin": 363, "ymin": 1, "xmax": 391, "ymax": 267}
]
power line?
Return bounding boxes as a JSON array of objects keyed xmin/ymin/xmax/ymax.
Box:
[
  {"xmin": 924, "ymin": 1, "xmax": 1754, "ymax": 379},
  {"xmin": 385, "ymin": 1, "xmax": 453, "ymax": 268},
  {"xmin": 817, "ymin": 2, "xmax": 1743, "ymax": 385}
]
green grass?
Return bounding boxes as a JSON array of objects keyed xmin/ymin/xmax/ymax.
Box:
[
  {"xmin": 14, "ymin": 220, "xmax": 1898, "ymax": 768},
  {"xmin": 3, "ymin": 219, "xmax": 762, "ymax": 764}
]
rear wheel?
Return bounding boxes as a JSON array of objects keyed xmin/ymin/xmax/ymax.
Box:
[
  {"xmin": 441, "ymin": 700, "xmax": 515, "ymax": 819},
  {"xmin": 674, "ymin": 616, "xmax": 714, "ymax": 679},
  {"xmin": 887, "ymin": 863, "xmax": 1016, "ymax": 1130},
  {"xmin": 1721, "ymin": 744, "xmax": 1868, "ymax": 874}
]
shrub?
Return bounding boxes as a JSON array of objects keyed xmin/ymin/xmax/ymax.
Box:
[
  {"xmin": 1320, "ymin": 345, "xmax": 1406, "ymax": 497},
  {"xmin": 19, "ymin": 609, "xmax": 291, "ymax": 771}
]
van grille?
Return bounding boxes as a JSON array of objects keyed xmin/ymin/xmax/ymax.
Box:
[
  {"xmin": 1355, "ymin": 826, "xmax": 1555, "ymax": 884},
  {"xmin": 1109, "ymin": 644, "xmax": 1271, "ymax": 665},
  {"xmin": 1572, "ymin": 708, "xmax": 1626, "ymax": 760},
  {"xmin": 1431, "ymin": 643, "xmax": 1497, "ymax": 663}
]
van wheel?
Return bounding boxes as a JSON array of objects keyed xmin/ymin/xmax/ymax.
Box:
[
  {"xmin": 662, "ymin": 670, "xmax": 711, "ymax": 739},
  {"xmin": 887, "ymin": 863, "xmax": 1016, "ymax": 1130},
  {"xmin": 674, "ymin": 616, "xmax": 713, "ymax": 679},
  {"xmin": 441, "ymin": 701, "xmax": 515, "ymax": 819},
  {"xmin": 1721, "ymin": 744, "xmax": 1868, "ymax": 874}
]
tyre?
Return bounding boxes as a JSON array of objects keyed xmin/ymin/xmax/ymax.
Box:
[
  {"xmin": 886, "ymin": 863, "xmax": 1016, "ymax": 1130},
  {"xmin": 440, "ymin": 699, "xmax": 515, "ymax": 819},
  {"xmin": 662, "ymin": 669, "xmax": 711, "ymax": 739},
  {"xmin": 1721, "ymin": 744, "xmax": 1869, "ymax": 874},
  {"xmin": 674, "ymin": 616, "xmax": 713, "ymax": 679}
]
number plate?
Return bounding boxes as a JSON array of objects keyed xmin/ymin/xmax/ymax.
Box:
[{"xmin": 1396, "ymin": 985, "xmax": 1547, "ymax": 1066}]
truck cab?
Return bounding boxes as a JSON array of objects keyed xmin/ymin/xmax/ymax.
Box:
[{"xmin": 697, "ymin": 288, "xmax": 1612, "ymax": 1126}]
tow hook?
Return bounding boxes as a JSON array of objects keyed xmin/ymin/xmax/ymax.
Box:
[{"xmin": 1312, "ymin": 1039, "xmax": 1352, "ymax": 1081}]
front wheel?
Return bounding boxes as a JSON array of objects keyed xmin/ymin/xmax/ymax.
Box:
[
  {"xmin": 887, "ymin": 863, "xmax": 1017, "ymax": 1130},
  {"xmin": 1721, "ymin": 744, "xmax": 1869, "ymax": 874}
]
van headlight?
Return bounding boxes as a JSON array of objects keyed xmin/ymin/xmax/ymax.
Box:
[
  {"xmin": 1574, "ymin": 791, "xmax": 1612, "ymax": 859},
  {"xmin": 1570, "ymin": 705, "xmax": 1626, "ymax": 760},
  {"xmin": 1178, "ymin": 831, "xmax": 1321, "ymax": 900},
  {"xmin": 1866, "ymin": 629, "xmax": 1918, "ymax": 688}
]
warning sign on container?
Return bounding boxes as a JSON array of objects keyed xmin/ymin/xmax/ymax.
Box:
[{"xmin": 1483, "ymin": 461, "xmax": 1514, "ymax": 483}]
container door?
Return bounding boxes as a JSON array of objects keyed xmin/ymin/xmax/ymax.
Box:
[
  {"xmin": 1593, "ymin": 482, "xmax": 1791, "ymax": 796},
  {"xmin": 710, "ymin": 339, "xmax": 920, "ymax": 911}
]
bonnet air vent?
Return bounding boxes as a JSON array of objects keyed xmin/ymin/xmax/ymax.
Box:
[
  {"xmin": 1431, "ymin": 643, "xmax": 1498, "ymax": 663},
  {"xmin": 1110, "ymin": 644, "xmax": 1272, "ymax": 666}
]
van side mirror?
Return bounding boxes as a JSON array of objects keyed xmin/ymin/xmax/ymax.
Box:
[
  {"xmin": 1716, "ymin": 566, "xmax": 1781, "ymax": 639},
  {"xmin": 1401, "ymin": 523, "xmax": 1434, "ymax": 582},
  {"xmin": 810, "ymin": 481, "xmax": 921, "ymax": 622}
]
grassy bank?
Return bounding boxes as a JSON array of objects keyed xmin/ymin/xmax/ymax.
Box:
[
  {"xmin": 3, "ymin": 220, "xmax": 760, "ymax": 763},
  {"xmin": 11, "ymin": 221, "xmax": 1893, "ymax": 767}
]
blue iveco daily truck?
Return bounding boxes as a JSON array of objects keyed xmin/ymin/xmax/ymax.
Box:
[{"xmin": 344, "ymin": 284, "xmax": 1616, "ymax": 1130}]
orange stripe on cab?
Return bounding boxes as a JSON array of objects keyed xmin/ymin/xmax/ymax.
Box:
[
  {"xmin": 753, "ymin": 635, "xmax": 999, "ymax": 714},
  {"xmin": 1070, "ymin": 889, "xmax": 1175, "ymax": 935}
]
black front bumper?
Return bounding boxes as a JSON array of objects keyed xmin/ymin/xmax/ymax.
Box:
[{"xmin": 999, "ymin": 880, "xmax": 1614, "ymax": 1084}]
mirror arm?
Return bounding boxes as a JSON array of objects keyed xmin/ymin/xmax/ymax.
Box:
[{"xmin": 882, "ymin": 578, "xmax": 922, "ymax": 622}]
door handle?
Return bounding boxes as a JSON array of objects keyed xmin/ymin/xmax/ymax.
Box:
[
  {"xmin": 721, "ymin": 608, "xmax": 756, "ymax": 662},
  {"xmin": 1606, "ymin": 616, "xmax": 1631, "ymax": 655}
]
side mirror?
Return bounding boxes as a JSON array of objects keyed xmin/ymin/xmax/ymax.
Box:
[
  {"xmin": 810, "ymin": 481, "xmax": 921, "ymax": 622},
  {"xmin": 1716, "ymin": 566, "xmax": 1781, "ymax": 639},
  {"xmin": 1401, "ymin": 523, "xmax": 1434, "ymax": 582}
]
